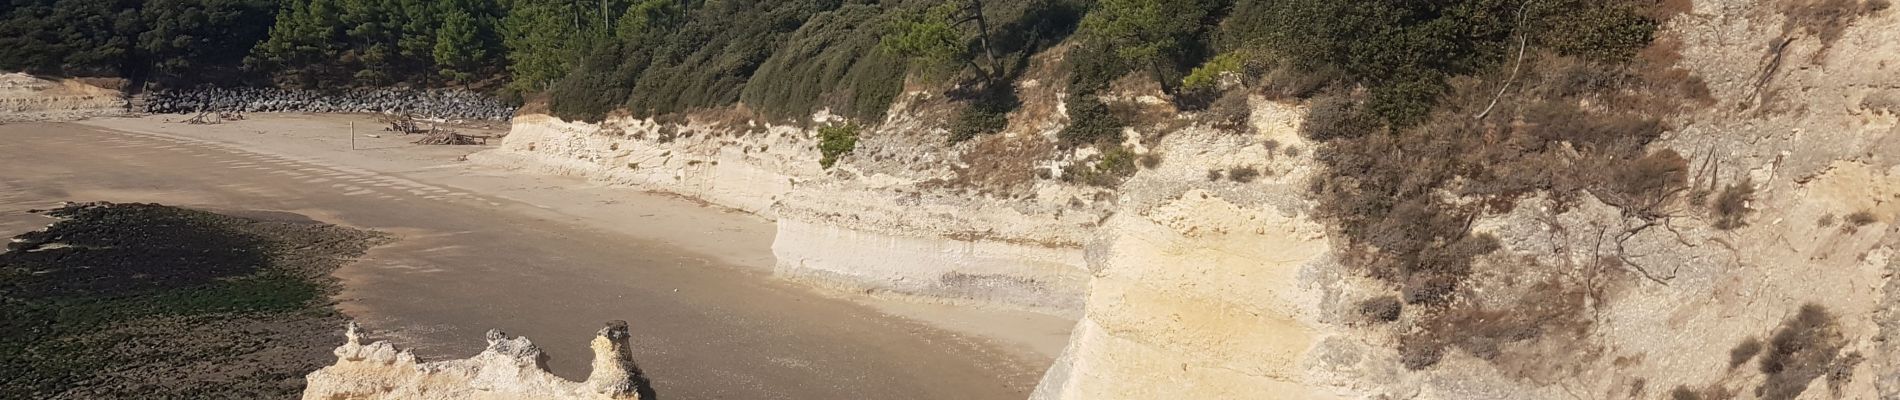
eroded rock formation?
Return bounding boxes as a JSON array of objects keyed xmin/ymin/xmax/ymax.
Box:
[{"xmin": 302, "ymin": 321, "xmax": 653, "ymax": 400}]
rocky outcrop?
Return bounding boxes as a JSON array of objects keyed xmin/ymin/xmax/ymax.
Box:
[{"xmin": 302, "ymin": 322, "xmax": 653, "ymax": 400}]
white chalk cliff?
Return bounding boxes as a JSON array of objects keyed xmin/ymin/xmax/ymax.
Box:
[{"xmin": 360, "ymin": 1, "xmax": 1900, "ymax": 398}]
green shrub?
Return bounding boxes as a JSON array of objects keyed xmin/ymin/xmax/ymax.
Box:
[
  {"xmin": 1219, "ymin": 0, "xmax": 1659, "ymax": 128},
  {"xmin": 1182, "ymin": 52, "xmax": 1246, "ymax": 90},
  {"xmin": 586, "ymin": 0, "xmax": 837, "ymax": 118},
  {"xmin": 818, "ymin": 124, "xmax": 859, "ymax": 169},
  {"xmin": 1058, "ymin": 94, "xmax": 1124, "ymax": 146},
  {"xmin": 1063, "ymin": 146, "xmax": 1139, "ymax": 187},
  {"xmin": 950, "ymin": 84, "xmax": 1022, "ymax": 142},
  {"xmin": 1537, "ymin": 0, "xmax": 1659, "ymax": 62},
  {"xmin": 1077, "ymin": 0, "xmax": 1224, "ymax": 94},
  {"xmin": 550, "ymin": 42, "xmax": 638, "ymax": 123},
  {"xmin": 743, "ymin": 4, "xmax": 909, "ymax": 123},
  {"xmin": 1065, "ymin": 39, "xmax": 1133, "ymax": 96}
]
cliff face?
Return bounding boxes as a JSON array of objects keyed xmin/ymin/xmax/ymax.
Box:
[
  {"xmin": 468, "ymin": 1, "xmax": 1900, "ymax": 398},
  {"xmin": 0, "ymin": 73, "xmax": 124, "ymax": 122},
  {"xmin": 470, "ymin": 52, "xmax": 1107, "ymax": 316},
  {"xmin": 475, "ymin": 111, "xmax": 1098, "ymax": 315},
  {"xmin": 1032, "ymin": 101, "xmax": 1342, "ymax": 399}
]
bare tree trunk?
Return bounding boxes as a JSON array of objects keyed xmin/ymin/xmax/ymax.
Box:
[
  {"xmin": 968, "ymin": 0, "xmax": 1000, "ymax": 80},
  {"xmin": 1149, "ymin": 59, "xmax": 1173, "ymax": 94},
  {"xmin": 965, "ymin": 58, "xmax": 993, "ymax": 83}
]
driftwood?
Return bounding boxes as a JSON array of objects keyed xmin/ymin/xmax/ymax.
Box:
[
  {"xmin": 181, "ymin": 110, "xmax": 247, "ymax": 125},
  {"xmin": 381, "ymin": 113, "xmax": 427, "ymax": 134},
  {"xmin": 413, "ymin": 127, "xmax": 486, "ymax": 145}
]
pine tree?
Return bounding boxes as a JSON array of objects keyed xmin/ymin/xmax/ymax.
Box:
[
  {"xmin": 499, "ymin": 0, "xmax": 579, "ymax": 92},
  {"xmin": 434, "ymin": 8, "xmax": 485, "ymax": 83}
]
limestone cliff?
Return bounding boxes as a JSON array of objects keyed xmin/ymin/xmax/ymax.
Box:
[
  {"xmin": 470, "ymin": 51, "xmax": 1104, "ymax": 316},
  {"xmin": 467, "ymin": 1, "xmax": 1900, "ymax": 398},
  {"xmin": 1042, "ymin": 1, "xmax": 1900, "ymax": 399},
  {"xmin": 0, "ymin": 73, "xmax": 124, "ymax": 122}
]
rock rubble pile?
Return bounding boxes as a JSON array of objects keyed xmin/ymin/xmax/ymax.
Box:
[{"xmin": 147, "ymin": 87, "xmax": 515, "ymax": 121}]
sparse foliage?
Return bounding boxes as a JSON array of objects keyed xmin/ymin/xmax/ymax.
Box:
[
  {"xmin": 1182, "ymin": 52, "xmax": 1246, "ymax": 90},
  {"xmin": 1202, "ymin": 89, "xmax": 1252, "ymax": 131},
  {"xmin": 1063, "ymin": 146, "xmax": 1139, "ymax": 187},
  {"xmin": 818, "ymin": 124, "xmax": 860, "ymax": 169}
]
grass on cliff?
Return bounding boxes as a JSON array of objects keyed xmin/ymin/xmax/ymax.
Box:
[{"xmin": 0, "ymin": 203, "xmax": 383, "ymax": 400}]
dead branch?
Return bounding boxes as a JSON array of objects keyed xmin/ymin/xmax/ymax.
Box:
[
  {"xmin": 183, "ymin": 111, "xmax": 222, "ymax": 125},
  {"xmin": 413, "ymin": 127, "xmax": 486, "ymax": 145},
  {"xmin": 1746, "ymin": 37, "xmax": 1796, "ymax": 106},
  {"xmin": 1474, "ymin": 0, "xmax": 1535, "ymax": 120},
  {"xmin": 382, "ymin": 113, "xmax": 428, "ymax": 134}
]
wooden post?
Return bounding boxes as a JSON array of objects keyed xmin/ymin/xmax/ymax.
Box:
[{"xmin": 350, "ymin": 122, "xmax": 356, "ymax": 150}]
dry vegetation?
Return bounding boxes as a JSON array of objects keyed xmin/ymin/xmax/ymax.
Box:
[
  {"xmin": 1756, "ymin": 305, "xmax": 1852, "ymax": 400},
  {"xmin": 1062, "ymin": 147, "xmax": 1139, "ymax": 187},
  {"xmin": 947, "ymin": 134, "xmax": 1056, "ymax": 194},
  {"xmin": 1255, "ymin": 0, "xmax": 1744, "ymax": 372},
  {"xmin": 1711, "ymin": 180, "xmax": 1755, "ymax": 230},
  {"xmin": 1777, "ymin": 0, "xmax": 1890, "ymax": 52}
]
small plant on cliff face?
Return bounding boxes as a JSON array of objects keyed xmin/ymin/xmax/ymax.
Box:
[
  {"xmin": 1227, "ymin": 166, "xmax": 1261, "ymax": 183},
  {"xmin": 1842, "ymin": 210, "xmax": 1879, "ymax": 233},
  {"xmin": 818, "ymin": 124, "xmax": 859, "ymax": 169},
  {"xmin": 1063, "ymin": 146, "xmax": 1139, "ymax": 187},
  {"xmin": 1357, "ymin": 296, "xmax": 1402, "ymax": 323},
  {"xmin": 1201, "ymin": 89, "xmax": 1254, "ymax": 132},
  {"xmin": 1711, "ymin": 179, "xmax": 1755, "ymax": 230}
]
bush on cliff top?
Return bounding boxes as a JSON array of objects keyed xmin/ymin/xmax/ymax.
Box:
[{"xmin": 818, "ymin": 124, "xmax": 859, "ymax": 169}]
